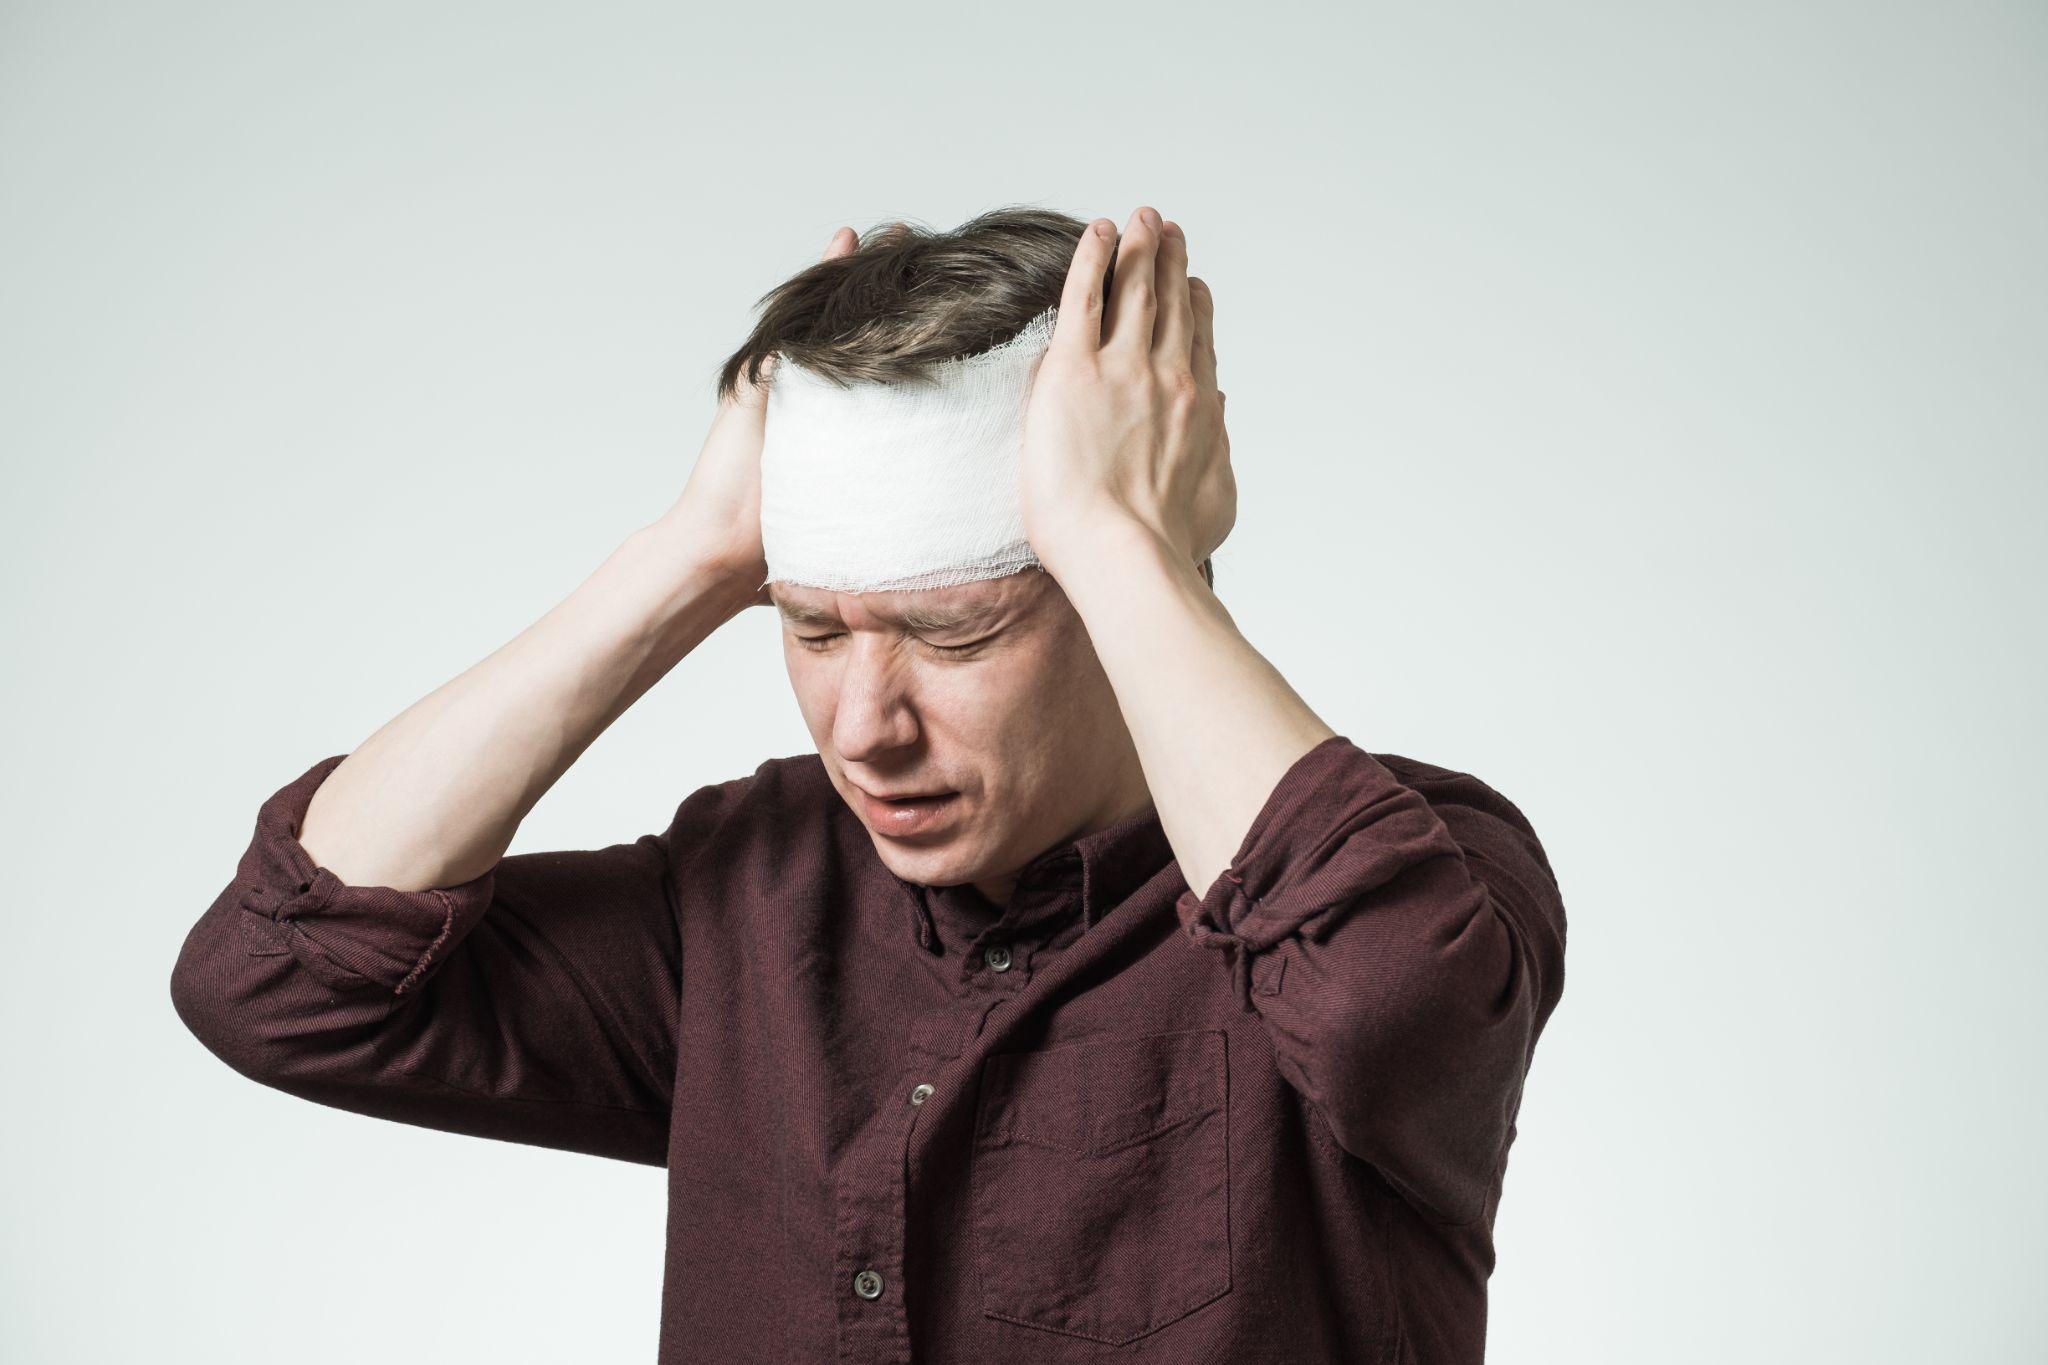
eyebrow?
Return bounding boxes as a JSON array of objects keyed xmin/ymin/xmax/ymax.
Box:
[
  {"xmin": 772, "ymin": 595, "xmax": 1000, "ymax": 635},
  {"xmin": 772, "ymin": 597, "xmax": 838, "ymax": 628}
]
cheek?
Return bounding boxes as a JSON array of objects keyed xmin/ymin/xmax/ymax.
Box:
[
  {"xmin": 782, "ymin": 654, "xmax": 836, "ymax": 732},
  {"xmin": 966, "ymin": 649, "xmax": 1086, "ymax": 740},
  {"xmin": 914, "ymin": 667, "xmax": 1003, "ymax": 735}
]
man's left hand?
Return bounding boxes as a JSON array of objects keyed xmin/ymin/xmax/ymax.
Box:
[{"xmin": 1019, "ymin": 206, "xmax": 1236, "ymax": 580}]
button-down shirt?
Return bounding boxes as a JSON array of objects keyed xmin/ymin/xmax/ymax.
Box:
[{"xmin": 170, "ymin": 735, "xmax": 1567, "ymax": 1363}]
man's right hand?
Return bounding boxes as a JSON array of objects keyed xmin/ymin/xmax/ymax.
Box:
[{"xmin": 664, "ymin": 225, "xmax": 860, "ymax": 609}]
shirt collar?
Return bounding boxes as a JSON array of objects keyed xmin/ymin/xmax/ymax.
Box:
[{"xmin": 896, "ymin": 797, "xmax": 1175, "ymax": 952}]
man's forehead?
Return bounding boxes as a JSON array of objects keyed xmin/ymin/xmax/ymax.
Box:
[{"xmin": 769, "ymin": 575, "xmax": 1030, "ymax": 630}]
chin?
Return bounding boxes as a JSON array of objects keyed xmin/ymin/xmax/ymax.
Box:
[{"xmin": 872, "ymin": 836, "xmax": 976, "ymax": 887}]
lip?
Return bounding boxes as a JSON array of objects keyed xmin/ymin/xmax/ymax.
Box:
[{"xmin": 854, "ymin": 784, "xmax": 962, "ymax": 838}]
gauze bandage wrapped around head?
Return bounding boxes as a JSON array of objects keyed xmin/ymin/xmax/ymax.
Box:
[{"xmin": 759, "ymin": 306, "xmax": 1058, "ymax": 593}]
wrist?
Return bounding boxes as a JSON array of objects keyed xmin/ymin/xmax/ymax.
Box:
[
  {"xmin": 1035, "ymin": 507, "xmax": 1175, "ymax": 586},
  {"xmin": 631, "ymin": 514, "xmax": 761, "ymax": 596},
  {"xmin": 615, "ymin": 521, "xmax": 764, "ymax": 638}
]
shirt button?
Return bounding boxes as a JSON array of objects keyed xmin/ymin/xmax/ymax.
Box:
[
  {"xmin": 985, "ymin": 943, "xmax": 1013, "ymax": 972},
  {"xmin": 909, "ymin": 1082, "xmax": 935, "ymax": 1106},
  {"xmin": 853, "ymin": 1268, "xmax": 885, "ymax": 1300}
]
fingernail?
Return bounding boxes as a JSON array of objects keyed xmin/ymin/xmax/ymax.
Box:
[
  {"xmin": 1141, "ymin": 207, "xmax": 1162, "ymax": 229},
  {"xmin": 1094, "ymin": 219, "xmax": 1114, "ymax": 239},
  {"xmin": 1163, "ymin": 220, "xmax": 1184, "ymax": 240}
]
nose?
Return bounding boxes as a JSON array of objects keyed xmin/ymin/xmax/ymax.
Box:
[{"xmin": 830, "ymin": 637, "xmax": 922, "ymax": 764}]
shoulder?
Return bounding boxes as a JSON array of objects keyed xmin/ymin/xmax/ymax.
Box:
[
  {"xmin": 664, "ymin": 750, "xmax": 832, "ymax": 835},
  {"xmin": 661, "ymin": 750, "xmax": 857, "ymax": 882}
]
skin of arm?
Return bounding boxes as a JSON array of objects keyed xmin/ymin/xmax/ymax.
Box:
[
  {"xmin": 295, "ymin": 519, "xmax": 761, "ymax": 892},
  {"xmin": 297, "ymin": 230, "xmax": 862, "ymax": 892},
  {"xmin": 1023, "ymin": 206, "xmax": 1334, "ymax": 898},
  {"xmin": 1051, "ymin": 516, "xmax": 1335, "ymax": 900}
]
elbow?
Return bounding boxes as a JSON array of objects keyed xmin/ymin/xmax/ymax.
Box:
[
  {"xmin": 169, "ymin": 926, "xmax": 246, "ymax": 1075},
  {"xmin": 168, "ymin": 909, "xmax": 289, "ymax": 1087}
]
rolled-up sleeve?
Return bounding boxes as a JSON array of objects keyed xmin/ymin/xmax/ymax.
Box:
[
  {"xmin": 1174, "ymin": 736, "xmax": 1567, "ymax": 1227},
  {"xmin": 169, "ymin": 753, "xmax": 733, "ymax": 1167}
]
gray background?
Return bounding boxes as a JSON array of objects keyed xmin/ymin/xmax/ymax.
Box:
[{"xmin": 3, "ymin": 1, "xmax": 2042, "ymax": 1360}]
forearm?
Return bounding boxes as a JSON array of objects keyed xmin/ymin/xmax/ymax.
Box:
[
  {"xmin": 297, "ymin": 509, "xmax": 758, "ymax": 891},
  {"xmin": 1049, "ymin": 517, "xmax": 1337, "ymax": 896}
]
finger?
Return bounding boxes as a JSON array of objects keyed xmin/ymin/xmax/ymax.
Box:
[
  {"xmin": 1050, "ymin": 216, "xmax": 1119, "ymax": 361},
  {"xmin": 1153, "ymin": 219, "xmax": 1194, "ymax": 373},
  {"xmin": 1188, "ymin": 275, "xmax": 1219, "ymax": 391},
  {"xmin": 1102, "ymin": 206, "xmax": 1161, "ymax": 359}
]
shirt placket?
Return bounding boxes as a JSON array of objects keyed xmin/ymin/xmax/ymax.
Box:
[
  {"xmin": 834, "ymin": 999, "xmax": 1002, "ymax": 1364},
  {"xmin": 833, "ymin": 875, "xmax": 1079, "ymax": 1362},
  {"xmin": 958, "ymin": 858, "xmax": 1078, "ymax": 992}
]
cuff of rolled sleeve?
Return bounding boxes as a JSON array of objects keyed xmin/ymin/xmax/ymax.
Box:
[
  {"xmin": 1172, "ymin": 735, "xmax": 1467, "ymax": 956},
  {"xmin": 235, "ymin": 754, "xmax": 497, "ymax": 996}
]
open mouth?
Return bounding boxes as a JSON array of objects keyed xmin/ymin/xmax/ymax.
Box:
[{"xmin": 855, "ymin": 786, "xmax": 962, "ymax": 838}]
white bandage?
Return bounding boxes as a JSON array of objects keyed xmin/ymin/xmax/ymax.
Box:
[{"xmin": 759, "ymin": 306, "xmax": 1058, "ymax": 593}]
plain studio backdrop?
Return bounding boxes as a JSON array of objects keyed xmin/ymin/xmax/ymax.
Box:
[{"xmin": 2, "ymin": 2, "xmax": 2041, "ymax": 1361}]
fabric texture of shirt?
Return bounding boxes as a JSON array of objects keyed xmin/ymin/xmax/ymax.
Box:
[{"xmin": 169, "ymin": 735, "xmax": 1567, "ymax": 1363}]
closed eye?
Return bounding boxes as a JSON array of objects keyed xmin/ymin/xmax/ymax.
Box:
[{"xmin": 789, "ymin": 632, "xmax": 987, "ymax": 657}]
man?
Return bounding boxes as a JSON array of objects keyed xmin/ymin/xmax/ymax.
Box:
[{"xmin": 171, "ymin": 204, "xmax": 1568, "ymax": 1363}]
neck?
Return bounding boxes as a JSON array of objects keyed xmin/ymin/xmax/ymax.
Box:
[{"xmin": 969, "ymin": 776, "xmax": 1156, "ymax": 909}]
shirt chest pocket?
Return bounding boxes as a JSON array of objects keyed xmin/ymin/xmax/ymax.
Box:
[{"xmin": 969, "ymin": 1028, "xmax": 1231, "ymax": 1346}]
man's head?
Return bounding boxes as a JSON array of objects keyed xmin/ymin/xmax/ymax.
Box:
[
  {"xmin": 717, "ymin": 204, "xmax": 1216, "ymax": 591},
  {"xmin": 723, "ymin": 207, "xmax": 1212, "ymax": 903}
]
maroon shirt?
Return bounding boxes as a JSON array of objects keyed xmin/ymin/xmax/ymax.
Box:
[{"xmin": 170, "ymin": 735, "xmax": 1566, "ymax": 1363}]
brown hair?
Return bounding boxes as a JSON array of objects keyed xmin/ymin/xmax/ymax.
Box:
[{"xmin": 715, "ymin": 204, "xmax": 1213, "ymax": 589}]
